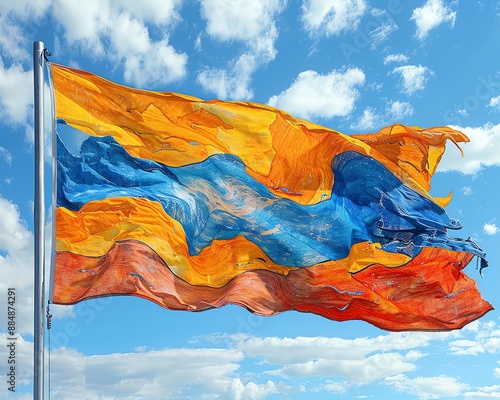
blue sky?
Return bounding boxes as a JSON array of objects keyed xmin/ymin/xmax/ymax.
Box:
[{"xmin": 1, "ymin": 0, "xmax": 500, "ymax": 398}]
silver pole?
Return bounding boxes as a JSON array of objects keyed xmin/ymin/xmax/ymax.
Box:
[{"xmin": 33, "ymin": 40, "xmax": 46, "ymax": 400}]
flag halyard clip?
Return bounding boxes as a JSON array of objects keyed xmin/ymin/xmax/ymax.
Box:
[{"xmin": 43, "ymin": 48, "xmax": 52, "ymax": 62}]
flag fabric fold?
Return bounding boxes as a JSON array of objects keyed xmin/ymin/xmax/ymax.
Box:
[{"xmin": 50, "ymin": 63, "xmax": 492, "ymax": 331}]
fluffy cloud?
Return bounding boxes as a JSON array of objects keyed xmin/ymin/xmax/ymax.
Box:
[
  {"xmin": 392, "ymin": 64, "xmax": 434, "ymax": 95},
  {"xmin": 237, "ymin": 333, "xmax": 437, "ymax": 364},
  {"xmin": 0, "ymin": 14, "xmax": 30, "ymax": 61},
  {"xmin": 322, "ymin": 381, "xmax": 350, "ymax": 394},
  {"xmin": 411, "ymin": 0, "xmax": 457, "ymax": 40},
  {"xmin": 268, "ymin": 68, "xmax": 365, "ymax": 120},
  {"xmin": 53, "ymin": 347, "xmax": 244, "ymax": 399},
  {"xmin": 1, "ymin": 337, "xmax": 299, "ymax": 399},
  {"xmin": 197, "ymin": 52, "xmax": 260, "ymax": 100},
  {"xmin": 271, "ymin": 352, "xmax": 418, "ymax": 384},
  {"xmin": 437, "ymin": 123, "xmax": 500, "ymax": 174},
  {"xmin": 385, "ymin": 374, "xmax": 469, "ymax": 398},
  {"xmin": 384, "ymin": 53, "xmax": 409, "ymax": 65},
  {"xmin": 490, "ymin": 95, "xmax": 500, "ymax": 110},
  {"xmin": 0, "ymin": 146, "xmax": 13, "ymax": 165},
  {"xmin": 464, "ymin": 385, "xmax": 500, "ymax": 399},
  {"xmin": 201, "ymin": 0, "xmax": 280, "ymax": 42},
  {"xmin": 301, "ymin": 0, "xmax": 367, "ymax": 36},
  {"xmin": 351, "ymin": 100, "xmax": 413, "ymax": 130},
  {"xmin": 369, "ymin": 9, "xmax": 398, "ymax": 49},
  {"xmin": 447, "ymin": 320, "xmax": 500, "ymax": 356},
  {"xmin": 0, "ymin": 58, "xmax": 32, "ymax": 125},
  {"xmin": 0, "ymin": 341, "xmax": 264, "ymax": 399},
  {"xmin": 462, "ymin": 186, "xmax": 473, "ymax": 196},
  {"xmin": 0, "ymin": 198, "xmax": 31, "ymax": 257},
  {"xmin": 483, "ymin": 223, "xmax": 499, "ymax": 235},
  {"xmin": 352, "ymin": 107, "xmax": 379, "ymax": 130},
  {"xmin": 197, "ymin": 0, "xmax": 285, "ymax": 99},
  {"xmin": 389, "ymin": 100, "xmax": 414, "ymax": 119},
  {"xmin": 448, "ymin": 339, "xmax": 486, "ymax": 356},
  {"xmin": 223, "ymin": 379, "xmax": 281, "ymax": 400},
  {"xmin": 0, "ymin": 0, "xmax": 51, "ymax": 64},
  {"xmin": 0, "ymin": 0, "xmax": 51, "ymax": 19},
  {"xmin": 0, "ymin": 196, "xmax": 34, "ymax": 334},
  {"xmin": 235, "ymin": 333, "xmax": 445, "ymax": 384},
  {"xmin": 0, "ymin": 333, "xmax": 33, "ymax": 391},
  {"xmin": 52, "ymin": 0, "xmax": 187, "ymax": 87},
  {"xmin": 9, "ymin": 320, "xmax": 500, "ymax": 398}
]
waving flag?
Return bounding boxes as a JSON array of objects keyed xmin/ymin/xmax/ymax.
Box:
[{"xmin": 50, "ymin": 63, "xmax": 492, "ymax": 331}]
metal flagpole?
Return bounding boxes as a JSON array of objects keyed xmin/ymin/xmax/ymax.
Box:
[{"xmin": 33, "ymin": 40, "xmax": 46, "ymax": 400}]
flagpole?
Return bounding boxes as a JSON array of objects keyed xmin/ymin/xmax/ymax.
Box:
[{"xmin": 33, "ymin": 40, "xmax": 46, "ymax": 400}]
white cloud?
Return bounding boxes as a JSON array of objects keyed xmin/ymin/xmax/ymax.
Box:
[
  {"xmin": 122, "ymin": 39, "xmax": 187, "ymax": 88},
  {"xmin": 208, "ymin": 329, "xmax": 499, "ymax": 394},
  {"xmin": 223, "ymin": 379, "xmax": 281, "ymax": 400},
  {"xmin": 201, "ymin": 0, "xmax": 280, "ymax": 42},
  {"xmin": 388, "ymin": 100, "xmax": 414, "ymax": 120},
  {"xmin": 490, "ymin": 95, "xmax": 500, "ymax": 110},
  {"xmin": 197, "ymin": 0, "xmax": 284, "ymax": 99},
  {"xmin": 0, "ymin": 1, "xmax": 52, "ymax": 67},
  {"xmin": 3, "ymin": 342, "xmax": 259, "ymax": 399},
  {"xmin": 0, "ymin": 146, "xmax": 13, "ymax": 165},
  {"xmin": 323, "ymin": 380, "xmax": 350, "ymax": 394},
  {"xmin": 484, "ymin": 223, "xmax": 499, "ymax": 235},
  {"xmin": 0, "ymin": 333, "xmax": 33, "ymax": 388},
  {"xmin": 301, "ymin": 0, "xmax": 367, "ymax": 36},
  {"xmin": 271, "ymin": 352, "xmax": 417, "ymax": 384},
  {"xmin": 10, "ymin": 319, "xmax": 500, "ymax": 398},
  {"xmin": 0, "ymin": 0, "xmax": 51, "ymax": 19},
  {"xmin": 447, "ymin": 321, "xmax": 500, "ymax": 357},
  {"xmin": 52, "ymin": 0, "xmax": 187, "ymax": 87},
  {"xmin": 462, "ymin": 186, "xmax": 473, "ymax": 196},
  {"xmin": 0, "ymin": 196, "xmax": 34, "ymax": 334},
  {"xmin": 0, "ymin": 14, "xmax": 30, "ymax": 61},
  {"xmin": 52, "ymin": 1, "xmax": 106, "ymax": 54},
  {"xmin": 0, "ymin": 197, "xmax": 31, "ymax": 266},
  {"xmin": 237, "ymin": 332, "xmax": 440, "ymax": 364},
  {"xmin": 437, "ymin": 123, "xmax": 500, "ymax": 174},
  {"xmin": 234, "ymin": 332, "xmax": 454, "ymax": 385},
  {"xmin": 352, "ymin": 107, "xmax": 379, "ymax": 130},
  {"xmin": 392, "ymin": 64, "xmax": 434, "ymax": 95},
  {"xmin": 351, "ymin": 100, "xmax": 413, "ymax": 131},
  {"xmin": 384, "ymin": 53, "xmax": 410, "ymax": 65},
  {"xmin": 194, "ymin": 34, "xmax": 202, "ymax": 51},
  {"xmin": 111, "ymin": 0, "xmax": 181, "ymax": 25},
  {"xmin": 494, "ymin": 368, "xmax": 500, "ymax": 378},
  {"xmin": 464, "ymin": 385, "xmax": 500, "ymax": 399},
  {"xmin": 485, "ymin": 337, "xmax": 500, "ymax": 353},
  {"xmin": 197, "ymin": 52, "xmax": 259, "ymax": 100},
  {"xmin": 411, "ymin": 0, "xmax": 457, "ymax": 40},
  {"xmin": 268, "ymin": 68, "xmax": 365, "ymax": 120},
  {"xmin": 385, "ymin": 374, "xmax": 469, "ymax": 398},
  {"xmin": 449, "ymin": 339, "xmax": 486, "ymax": 356},
  {"xmin": 369, "ymin": 9, "xmax": 398, "ymax": 49},
  {"xmin": 0, "ymin": 58, "xmax": 32, "ymax": 125},
  {"xmin": 1, "ymin": 336, "xmax": 296, "ymax": 399}
]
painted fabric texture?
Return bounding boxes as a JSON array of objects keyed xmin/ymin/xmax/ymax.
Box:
[{"xmin": 50, "ymin": 63, "xmax": 492, "ymax": 331}]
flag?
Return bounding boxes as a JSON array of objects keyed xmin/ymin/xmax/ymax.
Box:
[{"xmin": 49, "ymin": 63, "xmax": 492, "ymax": 331}]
